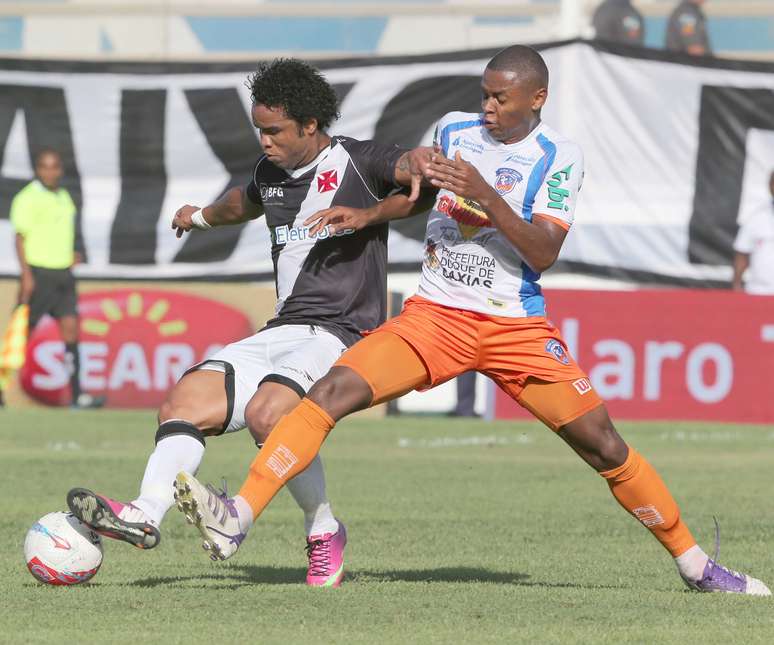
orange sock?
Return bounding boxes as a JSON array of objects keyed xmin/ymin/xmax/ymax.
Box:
[
  {"xmin": 600, "ymin": 446, "xmax": 696, "ymax": 557},
  {"xmin": 237, "ymin": 398, "xmax": 335, "ymax": 520}
]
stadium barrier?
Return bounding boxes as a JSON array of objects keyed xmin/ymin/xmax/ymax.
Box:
[
  {"xmin": 2, "ymin": 282, "xmax": 773, "ymax": 423},
  {"xmin": 0, "ymin": 278, "xmax": 388, "ymax": 416},
  {"xmin": 492, "ymin": 288, "xmax": 774, "ymax": 424}
]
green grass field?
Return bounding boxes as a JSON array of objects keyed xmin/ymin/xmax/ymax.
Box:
[{"xmin": 2, "ymin": 409, "xmax": 773, "ymax": 644}]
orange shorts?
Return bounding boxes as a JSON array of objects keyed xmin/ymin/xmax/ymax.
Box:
[{"xmin": 337, "ymin": 295, "xmax": 603, "ymax": 431}]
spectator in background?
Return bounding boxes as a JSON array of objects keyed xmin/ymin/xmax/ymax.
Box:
[
  {"xmin": 10, "ymin": 149, "xmax": 104, "ymax": 409},
  {"xmin": 592, "ymin": 0, "xmax": 644, "ymax": 46},
  {"xmin": 732, "ymin": 171, "xmax": 774, "ymax": 295},
  {"xmin": 666, "ymin": 0, "xmax": 712, "ymax": 56}
]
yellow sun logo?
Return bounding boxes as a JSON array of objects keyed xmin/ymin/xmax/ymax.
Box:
[{"xmin": 81, "ymin": 292, "xmax": 188, "ymax": 338}]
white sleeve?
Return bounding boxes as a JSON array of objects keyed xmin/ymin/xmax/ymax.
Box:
[
  {"xmin": 432, "ymin": 112, "xmax": 454, "ymax": 150},
  {"xmin": 733, "ymin": 216, "xmax": 757, "ymax": 254},
  {"xmin": 532, "ymin": 142, "xmax": 584, "ymax": 230},
  {"xmin": 432, "ymin": 111, "xmax": 480, "ymax": 157}
]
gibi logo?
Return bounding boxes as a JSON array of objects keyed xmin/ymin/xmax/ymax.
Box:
[{"xmin": 20, "ymin": 289, "xmax": 252, "ymax": 408}]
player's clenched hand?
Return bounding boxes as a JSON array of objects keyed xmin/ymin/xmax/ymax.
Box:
[
  {"xmin": 171, "ymin": 205, "xmax": 201, "ymax": 238},
  {"xmin": 304, "ymin": 206, "xmax": 368, "ymax": 236},
  {"xmin": 426, "ymin": 151, "xmax": 493, "ymax": 203},
  {"xmin": 397, "ymin": 147, "xmax": 435, "ymax": 202}
]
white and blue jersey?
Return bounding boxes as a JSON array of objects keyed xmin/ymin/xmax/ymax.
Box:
[{"xmin": 416, "ymin": 111, "xmax": 584, "ymax": 318}]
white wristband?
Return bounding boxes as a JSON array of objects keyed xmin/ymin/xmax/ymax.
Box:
[{"xmin": 190, "ymin": 209, "xmax": 212, "ymax": 230}]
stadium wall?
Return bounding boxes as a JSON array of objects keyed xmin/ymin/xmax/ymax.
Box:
[{"xmin": 4, "ymin": 278, "xmax": 773, "ymax": 423}]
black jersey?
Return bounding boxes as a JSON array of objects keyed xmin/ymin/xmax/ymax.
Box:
[{"xmin": 245, "ymin": 136, "xmax": 404, "ymax": 346}]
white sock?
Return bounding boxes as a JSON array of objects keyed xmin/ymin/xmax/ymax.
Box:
[
  {"xmin": 132, "ymin": 431, "xmax": 205, "ymax": 526},
  {"xmin": 285, "ymin": 455, "xmax": 338, "ymax": 537},
  {"xmin": 233, "ymin": 495, "xmax": 255, "ymax": 534},
  {"xmin": 675, "ymin": 544, "xmax": 710, "ymax": 582}
]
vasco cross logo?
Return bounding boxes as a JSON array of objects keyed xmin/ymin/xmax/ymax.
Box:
[
  {"xmin": 546, "ymin": 164, "xmax": 573, "ymax": 211},
  {"xmin": 316, "ymin": 170, "xmax": 338, "ymax": 193}
]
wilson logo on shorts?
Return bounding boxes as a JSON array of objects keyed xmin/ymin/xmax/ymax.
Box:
[
  {"xmin": 266, "ymin": 444, "xmax": 299, "ymax": 478},
  {"xmin": 632, "ymin": 505, "xmax": 665, "ymax": 527},
  {"xmin": 545, "ymin": 339, "xmax": 569, "ymax": 365},
  {"xmin": 572, "ymin": 378, "xmax": 592, "ymax": 395}
]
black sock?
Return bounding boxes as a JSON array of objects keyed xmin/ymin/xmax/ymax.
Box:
[{"xmin": 64, "ymin": 342, "xmax": 81, "ymax": 403}]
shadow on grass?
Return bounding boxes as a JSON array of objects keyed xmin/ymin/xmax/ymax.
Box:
[
  {"xmin": 126, "ymin": 566, "xmax": 307, "ymax": 589},
  {"xmin": 124, "ymin": 565, "xmax": 622, "ymax": 590}
]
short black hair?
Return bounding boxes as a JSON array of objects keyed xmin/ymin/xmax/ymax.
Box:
[
  {"xmin": 34, "ymin": 148, "xmax": 61, "ymax": 165},
  {"xmin": 487, "ymin": 45, "xmax": 549, "ymax": 89},
  {"xmin": 247, "ymin": 58, "xmax": 340, "ymax": 131}
]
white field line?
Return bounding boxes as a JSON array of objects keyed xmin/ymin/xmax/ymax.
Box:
[
  {"xmin": 397, "ymin": 434, "xmax": 532, "ymax": 449},
  {"xmin": 46, "ymin": 441, "xmax": 82, "ymax": 451},
  {"xmin": 658, "ymin": 431, "xmax": 745, "ymax": 442}
]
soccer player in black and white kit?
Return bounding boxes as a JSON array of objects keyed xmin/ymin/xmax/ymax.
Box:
[{"xmin": 66, "ymin": 59, "xmax": 431, "ymax": 587}]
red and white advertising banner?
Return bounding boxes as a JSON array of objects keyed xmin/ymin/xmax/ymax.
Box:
[
  {"xmin": 20, "ymin": 289, "xmax": 253, "ymax": 408},
  {"xmin": 493, "ymin": 289, "xmax": 774, "ymax": 424}
]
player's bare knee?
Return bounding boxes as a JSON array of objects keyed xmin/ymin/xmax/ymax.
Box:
[
  {"xmin": 307, "ymin": 367, "xmax": 371, "ymax": 420},
  {"xmin": 158, "ymin": 398, "xmax": 197, "ymax": 425},
  {"xmin": 595, "ymin": 424, "xmax": 628, "ymax": 470},
  {"xmin": 157, "ymin": 395, "xmax": 214, "ymax": 433},
  {"xmin": 244, "ymin": 401, "xmax": 284, "ymax": 444},
  {"xmin": 157, "ymin": 399, "xmax": 177, "ymax": 425}
]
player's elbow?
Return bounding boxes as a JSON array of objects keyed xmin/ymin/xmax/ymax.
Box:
[{"xmin": 526, "ymin": 250, "xmax": 559, "ymax": 274}]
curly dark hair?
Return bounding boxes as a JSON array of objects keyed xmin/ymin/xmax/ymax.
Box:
[{"xmin": 246, "ymin": 58, "xmax": 340, "ymax": 131}]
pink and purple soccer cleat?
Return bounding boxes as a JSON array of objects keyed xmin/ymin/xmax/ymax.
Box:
[
  {"xmin": 305, "ymin": 520, "xmax": 347, "ymax": 587},
  {"xmin": 66, "ymin": 488, "xmax": 160, "ymax": 549}
]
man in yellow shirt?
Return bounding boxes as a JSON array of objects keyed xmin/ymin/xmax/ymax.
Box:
[{"xmin": 10, "ymin": 148, "xmax": 103, "ymax": 409}]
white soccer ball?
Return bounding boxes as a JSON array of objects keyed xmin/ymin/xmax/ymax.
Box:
[{"xmin": 24, "ymin": 511, "xmax": 103, "ymax": 585}]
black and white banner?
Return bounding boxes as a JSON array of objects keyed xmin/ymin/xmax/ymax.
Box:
[{"xmin": 1, "ymin": 41, "xmax": 773, "ymax": 282}]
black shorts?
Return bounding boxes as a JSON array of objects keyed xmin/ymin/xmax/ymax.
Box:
[{"xmin": 28, "ymin": 266, "xmax": 78, "ymax": 329}]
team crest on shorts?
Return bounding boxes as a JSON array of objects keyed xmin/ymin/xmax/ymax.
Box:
[
  {"xmin": 494, "ymin": 167, "xmax": 523, "ymax": 195},
  {"xmin": 545, "ymin": 339, "xmax": 569, "ymax": 365}
]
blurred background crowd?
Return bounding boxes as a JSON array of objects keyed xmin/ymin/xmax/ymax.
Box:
[{"xmin": 0, "ymin": 1, "xmax": 770, "ymax": 61}]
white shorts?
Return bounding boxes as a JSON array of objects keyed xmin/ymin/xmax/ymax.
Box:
[{"xmin": 186, "ymin": 324, "xmax": 346, "ymax": 434}]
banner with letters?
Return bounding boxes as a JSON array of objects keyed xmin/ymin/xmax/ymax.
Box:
[
  {"xmin": 492, "ymin": 289, "xmax": 774, "ymax": 423},
  {"xmin": 1, "ymin": 41, "xmax": 773, "ymax": 282}
]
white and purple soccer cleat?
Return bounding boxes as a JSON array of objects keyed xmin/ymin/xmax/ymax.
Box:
[
  {"xmin": 682, "ymin": 559, "xmax": 771, "ymax": 596},
  {"xmin": 305, "ymin": 520, "xmax": 347, "ymax": 588},
  {"xmin": 66, "ymin": 488, "xmax": 160, "ymax": 549},
  {"xmin": 680, "ymin": 521, "xmax": 770, "ymax": 596},
  {"xmin": 173, "ymin": 472, "xmax": 247, "ymax": 561}
]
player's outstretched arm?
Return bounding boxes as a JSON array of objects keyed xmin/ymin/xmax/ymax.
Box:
[
  {"xmin": 304, "ymin": 189, "xmax": 437, "ymax": 237},
  {"xmin": 425, "ymin": 151, "xmax": 567, "ymax": 273},
  {"xmin": 172, "ymin": 186, "xmax": 263, "ymax": 238}
]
